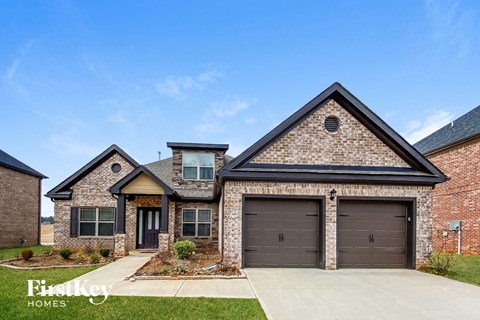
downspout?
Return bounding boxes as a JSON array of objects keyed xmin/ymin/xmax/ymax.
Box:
[{"xmin": 38, "ymin": 178, "xmax": 42, "ymax": 245}]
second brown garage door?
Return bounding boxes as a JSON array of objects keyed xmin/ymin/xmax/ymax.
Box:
[
  {"xmin": 337, "ymin": 200, "xmax": 407, "ymax": 268},
  {"xmin": 244, "ymin": 198, "xmax": 320, "ymax": 268}
]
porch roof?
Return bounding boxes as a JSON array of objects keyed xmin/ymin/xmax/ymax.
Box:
[{"xmin": 109, "ymin": 165, "xmax": 175, "ymax": 195}]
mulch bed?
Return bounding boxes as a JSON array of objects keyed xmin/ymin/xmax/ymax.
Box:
[
  {"xmin": 135, "ymin": 251, "xmax": 241, "ymax": 277},
  {"xmin": 2, "ymin": 252, "xmax": 112, "ymax": 268}
]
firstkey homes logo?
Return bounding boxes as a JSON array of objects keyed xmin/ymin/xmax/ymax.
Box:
[{"xmin": 27, "ymin": 279, "xmax": 112, "ymax": 307}]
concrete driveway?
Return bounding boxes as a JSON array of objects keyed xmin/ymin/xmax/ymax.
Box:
[{"xmin": 245, "ymin": 269, "xmax": 480, "ymax": 320}]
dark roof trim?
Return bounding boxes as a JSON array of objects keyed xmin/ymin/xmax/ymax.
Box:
[
  {"xmin": 167, "ymin": 142, "xmax": 229, "ymax": 151},
  {"xmin": 46, "ymin": 144, "xmax": 139, "ymax": 199},
  {"xmin": 171, "ymin": 195, "xmax": 220, "ymax": 203},
  {"xmin": 0, "ymin": 149, "xmax": 47, "ymax": 178},
  {"xmin": 220, "ymin": 170, "xmax": 444, "ymax": 185},
  {"xmin": 109, "ymin": 165, "xmax": 175, "ymax": 195},
  {"xmin": 220, "ymin": 82, "xmax": 446, "ymax": 184}
]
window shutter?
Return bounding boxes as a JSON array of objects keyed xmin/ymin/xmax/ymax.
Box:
[{"xmin": 70, "ymin": 207, "xmax": 79, "ymax": 237}]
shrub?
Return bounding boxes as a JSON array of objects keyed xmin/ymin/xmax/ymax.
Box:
[
  {"xmin": 89, "ymin": 253, "xmax": 101, "ymax": 264},
  {"xmin": 43, "ymin": 246, "xmax": 53, "ymax": 255},
  {"xmin": 429, "ymin": 252, "xmax": 456, "ymax": 276},
  {"xmin": 99, "ymin": 248, "xmax": 110, "ymax": 258},
  {"xmin": 74, "ymin": 250, "xmax": 86, "ymax": 262},
  {"xmin": 173, "ymin": 240, "xmax": 196, "ymax": 259},
  {"xmin": 59, "ymin": 248, "xmax": 72, "ymax": 259},
  {"xmin": 21, "ymin": 249, "xmax": 33, "ymax": 261}
]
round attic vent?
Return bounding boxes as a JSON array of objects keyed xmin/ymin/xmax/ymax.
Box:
[
  {"xmin": 324, "ymin": 116, "xmax": 340, "ymax": 133},
  {"xmin": 111, "ymin": 163, "xmax": 122, "ymax": 173}
]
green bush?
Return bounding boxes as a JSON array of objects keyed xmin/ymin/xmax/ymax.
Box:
[
  {"xmin": 21, "ymin": 249, "xmax": 33, "ymax": 261},
  {"xmin": 89, "ymin": 253, "xmax": 101, "ymax": 264},
  {"xmin": 173, "ymin": 240, "xmax": 196, "ymax": 259},
  {"xmin": 99, "ymin": 248, "xmax": 110, "ymax": 258},
  {"xmin": 59, "ymin": 248, "xmax": 72, "ymax": 259}
]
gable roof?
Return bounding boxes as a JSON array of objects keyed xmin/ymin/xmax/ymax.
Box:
[
  {"xmin": 109, "ymin": 165, "xmax": 175, "ymax": 195},
  {"xmin": 46, "ymin": 144, "xmax": 139, "ymax": 199},
  {"xmin": 220, "ymin": 82, "xmax": 446, "ymax": 185},
  {"xmin": 0, "ymin": 149, "xmax": 47, "ymax": 179},
  {"xmin": 414, "ymin": 106, "xmax": 480, "ymax": 155}
]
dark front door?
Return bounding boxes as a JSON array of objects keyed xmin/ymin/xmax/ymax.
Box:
[
  {"xmin": 337, "ymin": 200, "xmax": 407, "ymax": 268},
  {"xmin": 137, "ymin": 207, "xmax": 161, "ymax": 249},
  {"xmin": 244, "ymin": 199, "xmax": 320, "ymax": 268}
]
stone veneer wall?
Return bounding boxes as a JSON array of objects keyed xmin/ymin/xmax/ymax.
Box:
[
  {"xmin": 223, "ymin": 181, "xmax": 433, "ymax": 269},
  {"xmin": 427, "ymin": 138, "xmax": 480, "ymax": 254},
  {"xmin": 174, "ymin": 201, "xmax": 219, "ymax": 251},
  {"xmin": 0, "ymin": 166, "xmax": 41, "ymax": 247},
  {"xmin": 125, "ymin": 195, "xmax": 162, "ymax": 252},
  {"xmin": 53, "ymin": 153, "xmax": 135, "ymax": 250},
  {"xmin": 251, "ymin": 99, "xmax": 409, "ymax": 167},
  {"xmin": 171, "ymin": 148, "xmax": 226, "ymax": 190}
]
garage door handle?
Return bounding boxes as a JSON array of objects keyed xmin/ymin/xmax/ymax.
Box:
[
  {"xmin": 245, "ymin": 249, "xmax": 257, "ymax": 252},
  {"xmin": 369, "ymin": 234, "xmax": 374, "ymax": 243},
  {"xmin": 278, "ymin": 233, "xmax": 284, "ymax": 242}
]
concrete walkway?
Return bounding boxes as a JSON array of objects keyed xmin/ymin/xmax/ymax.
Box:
[
  {"xmin": 61, "ymin": 253, "xmax": 255, "ymax": 299},
  {"xmin": 245, "ymin": 268, "xmax": 480, "ymax": 320}
]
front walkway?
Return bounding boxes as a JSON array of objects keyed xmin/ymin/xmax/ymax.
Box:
[{"xmin": 62, "ymin": 252, "xmax": 255, "ymax": 298}]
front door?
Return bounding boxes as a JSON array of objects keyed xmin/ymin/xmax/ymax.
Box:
[{"xmin": 136, "ymin": 207, "xmax": 161, "ymax": 249}]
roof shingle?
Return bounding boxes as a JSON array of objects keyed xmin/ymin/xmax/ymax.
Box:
[
  {"xmin": 0, "ymin": 149, "xmax": 46, "ymax": 178},
  {"xmin": 414, "ymin": 106, "xmax": 480, "ymax": 154}
]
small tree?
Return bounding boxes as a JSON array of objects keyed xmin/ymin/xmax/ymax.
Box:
[{"xmin": 21, "ymin": 249, "xmax": 33, "ymax": 261}]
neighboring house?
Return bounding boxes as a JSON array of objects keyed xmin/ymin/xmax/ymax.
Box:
[
  {"xmin": 414, "ymin": 106, "xmax": 480, "ymax": 255},
  {"xmin": 47, "ymin": 83, "xmax": 446, "ymax": 269},
  {"xmin": 0, "ymin": 149, "xmax": 47, "ymax": 247}
]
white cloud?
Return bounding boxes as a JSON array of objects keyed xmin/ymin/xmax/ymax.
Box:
[
  {"xmin": 155, "ymin": 70, "xmax": 223, "ymax": 99},
  {"xmin": 194, "ymin": 97, "xmax": 254, "ymax": 136},
  {"xmin": 44, "ymin": 134, "xmax": 99, "ymax": 158},
  {"xmin": 4, "ymin": 39, "xmax": 36, "ymax": 80},
  {"xmin": 402, "ymin": 109, "xmax": 454, "ymax": 143},
  {"xmin": 244, "ymin": 117, "xmax": 257, "ymax": 125},
  {"xmin": 211, "ymin": 97, "xmax": 251, "ymax": 117},
  {"xmin": 424, "ymin": 0, "xmax": 476, "ymax": 57}
]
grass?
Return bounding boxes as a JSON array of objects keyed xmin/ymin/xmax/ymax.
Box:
[
  {"xmin": 447, "ymin": 255, "xmax": 480, "ymax": 286},
  {"xmin": 0, "ymin": 266, "xmax": 266, "ymax": 319},
  {"xmin": 0, "ymin": 245, "xmax": 52, "ymax": 260}
]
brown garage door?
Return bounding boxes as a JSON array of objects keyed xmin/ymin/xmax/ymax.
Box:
[
  {"xmin": 244, "ymin": 199, "xmax": 320, "ymax": 267},
  {"xmin": 337, "ymin": 200, "xmax": 407, "ymax": 268}
]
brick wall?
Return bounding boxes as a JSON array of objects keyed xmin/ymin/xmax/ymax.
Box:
[
  {"xmin": 0, "ymin": 166, "xmax": 41, "ymax": 247},
  {"xmin": 427, "ymin": 138, "xmax": 480, "ymax": 254},
  {"xmin": 54, "ymin": 153, "xmax": 135, "ymax": 250},
  {"xmin": 223, "ymin": 181, "xmax": 433, "ymax": 269},
  {"xmin": 251, "ymin": 99, "xmax": 409, "ymax": 167},
  {"xmin": 174, "ymin": 201, "xmax": 219, "ymax": 251}
]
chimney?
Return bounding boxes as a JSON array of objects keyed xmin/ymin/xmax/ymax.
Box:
[{"xmin": 158, "ymin": 151, "xmax": 161, "ymax": 160}]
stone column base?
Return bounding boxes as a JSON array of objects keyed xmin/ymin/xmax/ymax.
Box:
[
  {"xmin": 158, "ymin": 233, "xmax": 170, "ymax": 253},
  {"xmin": 114, "ymin": 233, "xmax": 128, "ymax": 257}
]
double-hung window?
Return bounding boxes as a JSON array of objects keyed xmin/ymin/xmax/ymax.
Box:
[
  {"xmin": 182, "ymin": 209, "xmax": 212, "ymax": 237},
  {"xmin": 79, "ymin": 208, "xmax": 115, "ymax": 237},
  {"xmin": 182, "ymin": 153, "xmax": 214, "ymax": 180}
]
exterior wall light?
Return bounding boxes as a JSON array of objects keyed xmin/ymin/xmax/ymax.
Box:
[{"xmin": 330, "ymin": 188, "xmax": 337, "ymax": 200}]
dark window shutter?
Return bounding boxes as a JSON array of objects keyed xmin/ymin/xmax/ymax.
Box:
[{"xmin": 70, "ymin": 207, "xmax": 79, "ymax": 237}]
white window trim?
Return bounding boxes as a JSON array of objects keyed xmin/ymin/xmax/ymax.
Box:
[
  {"xmin": 182, "ymin": 152, "xmax": 215, "ymax": 181},
  {"xmin": 181, "ymin": 208, "xmax": 212, "ymax": 238},
  {"xmin": 79, "ymin": 207, "xmax": 115, "ymax": 237}
]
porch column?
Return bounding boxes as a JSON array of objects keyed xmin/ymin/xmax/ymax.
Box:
[
  {"xmin": 161, "ymin": 194, "xmax": 169, "ymax": 233},
  {"xmin": 116, "ymin": 194, "xmax": 126, "ymax": 233}
]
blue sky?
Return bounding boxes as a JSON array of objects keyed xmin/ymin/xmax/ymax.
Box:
[{"xmin": 1, "ymin": 0, "xmax": 479, "ymax": 217}]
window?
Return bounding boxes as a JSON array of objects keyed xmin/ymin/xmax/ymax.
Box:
[
  {"xmin": 182, "ymin": 208, "xmax": 212, "ymax": 237},
  {"xmin": 182, "ymin": 153, "xmax": 214, "ymax": 180},
  {"xmin": 79, "ymin": 208, "xmax": 115, "ymax": 236}
]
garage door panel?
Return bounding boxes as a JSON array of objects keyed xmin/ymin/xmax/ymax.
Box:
[
  {"xmin": 338, "ymin": 200, "xmax": 407, "ymax": 268},
  {"xmin": 244, "ymin": 199, "xmax": 320, "ymax": 268}
]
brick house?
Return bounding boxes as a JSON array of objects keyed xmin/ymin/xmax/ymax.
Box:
[
  {"xmin": 0, "ymin": 149, "xmax": 47, "ymax": 247},
  {"xmin": 47, "ymin": 83, "xmax": 446, "ymax": 269},
  {"xmin": 414, "ymin": 106, "xmax": 480, "ymax": 254}
]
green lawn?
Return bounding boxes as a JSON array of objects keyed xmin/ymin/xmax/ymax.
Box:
[
  {"xmin": 0, "ymin": 245, "xmax": 52, "ymax": 260},
  {"xmin": 447, "ymin": 255, "xmax": 480, "ymax": 286},
  {"xmin": 0, "ymin": 266, "xmax": 266, "ymax": 320}
]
